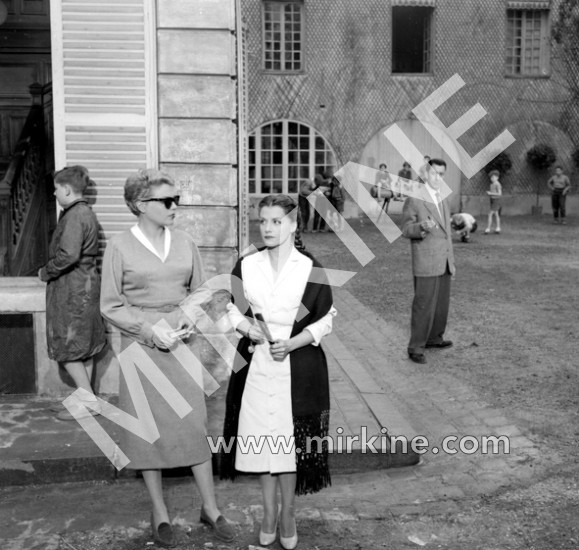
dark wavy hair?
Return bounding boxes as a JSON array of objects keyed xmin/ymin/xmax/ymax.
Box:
[{"xmin": 258, "ymin": 194, "xmax": 306, "ymax": 252}]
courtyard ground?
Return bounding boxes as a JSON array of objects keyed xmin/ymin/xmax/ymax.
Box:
[{"xmin": 1, "ymin": 212, "xmax": 578, "ymax": 550}]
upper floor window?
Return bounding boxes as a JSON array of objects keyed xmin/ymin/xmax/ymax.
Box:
[
  {"xmin": 262, "ymin": 1, "xmax": 303, "ymax": 72},
  {"xmin": 506, "ymin": 9, "xmax": 550, "ymax": 76},
  {"xmin": 249, "ymin": 120, "xmax": 336, "ymax": 195},
  {"xmin": 392, "ymin": 6, "xmax": 434, "ymax": 74}
]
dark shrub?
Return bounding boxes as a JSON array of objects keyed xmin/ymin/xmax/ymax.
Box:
[
  {"xmin": 526, "ymin": 144, "xmax": 557, "ymax": 170},
  {"xmin": 484, "ymin": 152, "xmax": 512, "ymax": 176}
]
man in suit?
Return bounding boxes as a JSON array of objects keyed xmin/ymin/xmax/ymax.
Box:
[{"xmin": 402, "ymin": 158, "xmax": 455, "ymax": 364}]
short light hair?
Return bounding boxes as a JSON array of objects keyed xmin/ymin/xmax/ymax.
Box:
[
  {"xmin": 124, "ymin": 169, "xmax": 175, "ymax": 216},
  {"xmin": 488, "ymin": 170, "xmax": 500, "ymax": 178}
]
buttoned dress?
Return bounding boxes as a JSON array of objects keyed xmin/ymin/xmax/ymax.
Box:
[{"xmin": 227, "ymin": 248, "xmax": 336, "ymax": 474}]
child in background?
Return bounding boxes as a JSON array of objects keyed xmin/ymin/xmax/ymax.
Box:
[
  {"xmin": 451, "ymin": 212, "xmax": 477, "ymax": 242},
  {"xmin": 485, "ymin": 170, "xmax": 502, "ymax": 234},
  {"xmin": 39, "ymin": 166, "xmax": 106, "ymax": 420}
]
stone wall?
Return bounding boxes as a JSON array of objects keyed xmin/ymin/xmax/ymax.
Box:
[{"xmin": 157, "ymin": 0, "xmax": 240, "ymax": 275}]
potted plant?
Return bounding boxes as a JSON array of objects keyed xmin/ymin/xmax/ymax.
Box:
[
  {"xmin": 526, "ymin": 144, "xmax": 557, "ymax": 214},
  {"xmin": 484, "ymin": 151, "xmax": 513, "ymax": 178}
]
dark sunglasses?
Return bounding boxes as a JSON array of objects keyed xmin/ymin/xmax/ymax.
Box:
[{"xmin": 141, "ymin": 195, "xmax": 180, "ymax": 208}]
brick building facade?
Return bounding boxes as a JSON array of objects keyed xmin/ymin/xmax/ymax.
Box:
[{"xmin": 242, "ymin": 0, "xmax": 577, "ymax": 215}]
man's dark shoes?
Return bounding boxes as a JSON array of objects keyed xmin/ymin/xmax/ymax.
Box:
[
  {"xmin": 151, "ymin": 513, "xmax": 176, "ymax": 548},
  {"xmin": 408, "ymin": 352, "xmax": 427, "ymax": 364},
  {"xmin": 425, "ymin": 340, "xmax": 453, "ymax": 349}
]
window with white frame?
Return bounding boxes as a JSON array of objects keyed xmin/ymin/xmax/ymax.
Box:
[
  {"xmin": 392, "ymin": 6, "xmax": 434, "ymax": 74},
  {"xmin": 506, "ymin": 9, "xmax": 550, "ymax": 76},
  {"xmin": 248, "ymin": 121, "xmax": 336, "ymax": 195},
  {"xmin": 262, "ymin": 1, "xmax": 303, "ymax": 72}
]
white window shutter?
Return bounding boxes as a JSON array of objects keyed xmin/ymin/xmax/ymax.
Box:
[{"xmin": 50, "ymin": 0, "xmax": 157, "ymax": 250}]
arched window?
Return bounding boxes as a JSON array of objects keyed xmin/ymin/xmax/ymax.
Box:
[{"xmin": 248, "ymin": 120, "xmax": 337, "ymax": 195}]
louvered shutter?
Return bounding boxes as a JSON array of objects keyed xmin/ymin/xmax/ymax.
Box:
[{"xmin": 50, "ymin": 0, "xmax": 156, "ymax": 250}]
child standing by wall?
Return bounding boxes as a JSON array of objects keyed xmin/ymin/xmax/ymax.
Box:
[
  {"xmin": 39, "ymin": 166, "xmax": 106, "ymax": 420},
  {"xmin": 484, "ymin": 170, "xmax": 502, "ymax": 234},
  {"xmin": 547, "ymin": 166, "xmax": 571, "ymax": 224}
]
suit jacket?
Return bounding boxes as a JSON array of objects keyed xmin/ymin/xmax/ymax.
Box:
[{"xmin": 402, "ymin": 185, "xmax": 455, "ymax": 277}]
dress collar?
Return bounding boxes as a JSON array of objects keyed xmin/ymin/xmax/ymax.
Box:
[{"xmin": 131, "ymin": 224, "xmax": 171, "ymax": 262}]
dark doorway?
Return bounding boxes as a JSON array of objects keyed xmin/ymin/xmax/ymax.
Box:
[{"xmin": 0, "ymin": 313, "xmax": 36, "ymax": 394}]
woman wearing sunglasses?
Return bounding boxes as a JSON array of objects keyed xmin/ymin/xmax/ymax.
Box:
[{"xmin": 101, "ymin": 169, "xmax": 234, "ymax": 546}]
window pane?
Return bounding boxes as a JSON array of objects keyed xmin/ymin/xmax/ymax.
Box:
[
  {"xmin": 248, "ymin": 121, "xmax": 335, "ymax": 197},
  {"xmin": 505, "ymin": 9, "xmax": 549, "ymax": 76},
  {"xmin": 263, "ymin": 1, "xmax": 302, "ymax": 72}
]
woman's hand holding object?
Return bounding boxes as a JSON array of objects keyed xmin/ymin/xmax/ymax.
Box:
[
  {"xmin": 152, "ymin": 325, "xmax": 178, "ymax": 350},
  {"xmin": 270, "ymin": 339, "xmax": 292, "ymax": 362}
]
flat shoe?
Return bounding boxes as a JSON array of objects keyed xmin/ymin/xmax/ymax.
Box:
[
  {"xmin": 200, "ymin": 508, "xmax": 235, "ymax": 542},
  {"xmin": 151, "ymin": 513, "xmax": 176, "ymax": 548}
]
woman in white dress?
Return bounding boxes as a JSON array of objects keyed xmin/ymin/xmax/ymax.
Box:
[{"xmin": 221, "ymin": 194, "xmax": 336, "ymax": 549}]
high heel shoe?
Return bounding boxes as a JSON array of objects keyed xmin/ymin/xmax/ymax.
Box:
[
  {"xmin": 259, "ymin": 517, "xmax": 278, "ymax": 546},
  {"xmin": 280, "ymin": 519, "xmax": 298, "ymax": 550},
  {"xmin": 150, "ymin": 512, "xmax": 176, "ymax": 548},
  {"xmin": 199, "ymin": 507, "xmax": 235, "ymax": 542}
]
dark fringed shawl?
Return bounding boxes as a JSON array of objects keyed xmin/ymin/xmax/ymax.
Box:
[{"xmin": 220, "ymin": 249, "xmax": 333, "ymax": 495}]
